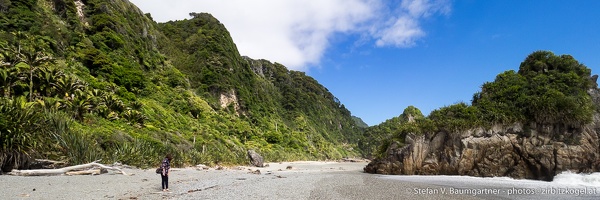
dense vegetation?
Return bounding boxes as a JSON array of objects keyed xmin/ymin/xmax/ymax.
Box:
[
  {"xmin": 364, "ymin": 51, "xmax": 597, "ymax": 158},
  {"xmin": 1, "ymin": 0, "xmax": 364, "ymax": 171},
  {"xmin": 2, "ymin": 0, "xmax": 594, "ymax": 171},
  {"xmin": 360, "ymin": 106, "xmax": 428, "ymax": 158}
]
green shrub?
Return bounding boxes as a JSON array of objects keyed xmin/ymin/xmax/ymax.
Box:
[
  {"xmin": 54, "ymin": 126, "xmax": 103, "ymax": 164},
  {"xmin": 108, "ymin": 137, "xmax": 162, "ymax": 168},
  {"xmin": 0, "ymin": 97, "xmax": 45, "ymax": 154},
  {"xmin": 473, "ymin": 51, "xmax": 594, "ymax": 127}
]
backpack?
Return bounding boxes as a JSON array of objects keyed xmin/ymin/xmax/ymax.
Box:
[{"xmin": 155, "ymin": 166, "xmax": 162, "ymax": 174}]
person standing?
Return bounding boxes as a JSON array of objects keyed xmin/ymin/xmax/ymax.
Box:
[{"xmin": 161, "ymin": 154, "xmax": 172, "ymax": 192}]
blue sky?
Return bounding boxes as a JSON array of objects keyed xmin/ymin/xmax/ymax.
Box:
[{"xmin": 131, "ymin": 0, "xmax": 600, "ymax": 126}]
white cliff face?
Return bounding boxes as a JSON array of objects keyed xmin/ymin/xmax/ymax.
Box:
[
  {"xmin": 74, "ymin": 0, "xmax": 89, "ymax": 27},
  {"xmin": 219, "ymin": 89, "xmax": 241, "ymax": 116}
]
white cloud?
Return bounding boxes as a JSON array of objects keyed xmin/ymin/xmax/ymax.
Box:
[
  {"xmin": 375, "ymin": 16, "xmax": 425, "ymax": 47},
  {"xmin": 373, "ymin": 0, "xmax": 452, "ymax": 48},
  {"xmin": 401, "ymin": 0, "xmax": 451, "ymax": 18},
  {"xmin": 129, "ymin": 0, "xmax": 451, "ymax": 71}
]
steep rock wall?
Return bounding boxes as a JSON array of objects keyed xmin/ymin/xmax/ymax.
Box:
[{"xmin": 365, "ymin": 111, "xmax": 600, "ymax": 181}]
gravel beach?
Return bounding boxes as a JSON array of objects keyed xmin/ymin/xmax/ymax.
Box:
[{"xmin": 0, "ymin": 161, "xmax": 522, "ymax": 200}]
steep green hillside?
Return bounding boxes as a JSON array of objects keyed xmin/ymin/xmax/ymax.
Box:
[
  {"xmin": 0, "ymin": 0, "xmax": 364, "ymax": 171},
  {"xmin": 157, "ymin": 13, "xmax": 364, "ymax": 158},
  {"xmin": 365, "ymin": 51, "xmax": 596, "ymax": 159},
  {"xmin": 352, "ymin": 116, "xmax": 369, "ymax": 129},
  {"xmin": 361, "ymin": 106, "xmax": 426, "ymax": 158}
]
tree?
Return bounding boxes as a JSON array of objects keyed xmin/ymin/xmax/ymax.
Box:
[
  {"xmin": 473, "ymin": 51, "xmax": 594, "ymax": 127},
  {"xmin": 1, "ymin": 32, "xmax": 55, "ymax": 101},
  {"xmin": 15, "ymin": 33, "xmax": 54, "ymax": 101},
  {"xmin": 0, "ymin": 37, "xmax": 25, "ymax": 98}
]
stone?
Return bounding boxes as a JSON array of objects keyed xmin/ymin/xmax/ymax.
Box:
[{"xmin": 247, "ymin": 150, "xmax": 264, "ymax": 167}]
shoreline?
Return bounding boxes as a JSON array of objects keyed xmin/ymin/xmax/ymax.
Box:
[{"xmin": 3, "ymin": 161, "xmax": 596, "ymax": 199}]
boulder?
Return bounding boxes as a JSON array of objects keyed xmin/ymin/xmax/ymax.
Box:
[{"xmin": 247, "ymin": 150, "xmax": 264, "ymax": 167}]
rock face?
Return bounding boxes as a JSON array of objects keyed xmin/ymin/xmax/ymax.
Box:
[
  {"xmin": 219, "ymin": 89, "xmax": 241, "ymax": 116},
  {"xmin": 247, "ymin": 150, "xmax": 265, "ymax": 167},
  {"xmin": 364, "ymin": 116, "xmax": 600, "ymax": 181}
]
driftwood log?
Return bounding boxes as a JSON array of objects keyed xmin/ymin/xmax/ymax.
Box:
[
  {"xmin": 65, "ymin": 168, "xmax": 107, "ymax": 176},
  {"xmin": 8, "ymin": 160, "xmax": 128, "ymax": 176},
  {"xmin": 30, "ymin": 159, "xmax": 67, "ymax": 169}
]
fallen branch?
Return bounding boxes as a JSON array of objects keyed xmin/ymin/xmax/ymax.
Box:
[
  {"xmin": 33, "ymin": 159, "xmax": 66, "ymax": 165},
  {"xmin": 65, "ymin": 168, "xmax": 106, "ymax": 176},
  {"xmin": 8, "ymin": 160, "xmax": 128, "ymax": 176}
]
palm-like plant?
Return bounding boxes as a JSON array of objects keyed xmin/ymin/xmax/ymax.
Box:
[
  {"xmin": 101, "ymin": 94, "xmax": 125, "ymax": 113},
  {"xmin": 12, "ymin": 33, "xmax": 54, "ymax": 102},
  {"xmin": 0, "ymin": 43, "xmax": 26, "ymax": 98},
  {"xmin": 122, "ymin": 109, "xmax": 148, "ymax": 127},
  {"xmin": 36, "ymin": 67, "xmax": 65, "ymax": 97},
  {"xmin": 86, "ymin": 89, "xmax": 104, "ymax": 114},
  {"xmin": 129, "ymin": 101, "xmax": 143, "ymax": 111},
  {"xmin": 68, "ymin": 92, "xmax": 93, "ymax": 121},
  {"xmin": 95, "ymin": 104, "xmax": 110, "ymax": 118},
  {"xmin": 51, "ymin": 75, "xmax": 85, "ymax": 100}
]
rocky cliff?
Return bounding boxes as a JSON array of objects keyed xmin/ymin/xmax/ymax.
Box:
[{"xmin": 364, "ymin": 88, "xmax": 600, "ymax": 181}]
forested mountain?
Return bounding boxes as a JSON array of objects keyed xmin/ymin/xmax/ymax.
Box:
[{"xmin": 0, "ymin": 0, "xmax": 364, "ymax": 171}]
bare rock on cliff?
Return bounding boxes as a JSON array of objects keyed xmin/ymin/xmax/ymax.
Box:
[{"xmin": 364, "ymin": 121, "xmax": 600, "ymax": 181}]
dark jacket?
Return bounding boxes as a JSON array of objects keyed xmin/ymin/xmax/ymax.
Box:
[{"xmin": 161, "ymin": 158, "xmax": 170, "ymax": 176}]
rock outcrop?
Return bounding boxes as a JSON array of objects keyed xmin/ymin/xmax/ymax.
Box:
[
  {"xmin": 219, "ymin": 89, "xmax": 241, "ymax": 116},
  {"xmin": 365, "ymin": 112, "xmax": 600, "ymax": 181}
]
